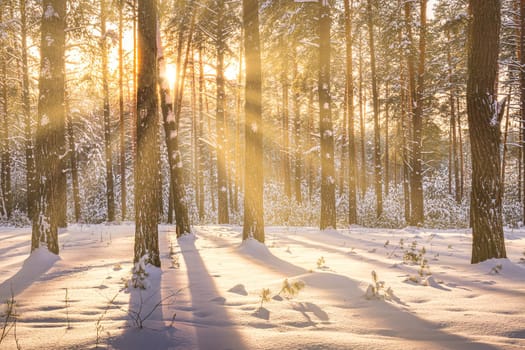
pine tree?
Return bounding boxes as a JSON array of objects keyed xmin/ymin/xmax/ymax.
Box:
[
  {"xmin": 134, "ymin": 0, "xmax": 160, "ymax": 267},
  {"xmin": 32, "ymin": 0, "xmax": 67, "ymax": 255},
  {"xmin": 467, "ymin": 0, "xmax": 507, "ymax": 263},
  {"xmin": 242, "ymin": 0, "xmax": 265, "ymax": 242}
]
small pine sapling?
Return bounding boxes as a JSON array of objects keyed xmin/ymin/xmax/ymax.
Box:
[
  {"xmin": 277, "ymin": 279, "xmax": 305, "ymax": 299},
  {"xmin": 131, "ymin": 255, "xmax": 149, "ymax": 289},
  {"xmin": 259, "ymin": 288, "xmax": 271, "ymax": 309},
  {"xmin": 316, "ymin": 256, "xmax": 326, "ymax": 269},
  {"xmin": 365, "ymin": 270, "xmax": 393, "ymax": 300}
]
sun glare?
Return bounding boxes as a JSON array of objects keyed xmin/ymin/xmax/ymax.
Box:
[{"xmin": 165, "ymin": 63, "xmax": 176, "ymax": 90}]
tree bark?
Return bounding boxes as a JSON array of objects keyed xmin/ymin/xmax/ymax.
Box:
[
  {"xmin": 0, "ymin": 10, "xmax": 12, "ymax": 219},
  {"xmin": 521, "ymin": 0, "xmax": 525, "ymax": 223},
  {"xmin": 409, "ymin": 0, "xmax": 426, "ymax": 225},
  {"xmin": 366, "ymin": 0, "xmax": 382, "ymax": 218},
  {"xmin": 101, "ymin": 0, "xmax": 115, "ymax": 222},
  {"xmin": 319, "ymin": 0, "xmax": 336, "ymax": 230},
  {"xmin": 281, "ymin": 42, "xmax": 292, "ymax": 200},
  {"xmin": 292, "ymin": 45, "xmax": 302, "ymax": 204},
  {"xmin": 242, "ymin": 0, "xmax": 265, "ymax": 242},
  {"xmin": 344, "ymin": 0, "xmax": 357, "ymax": 224},
  {"xmin": 32, "ymin": 0, "xmax": 67, "ymax": 255},
  {"xmin": 358, "ymin": 33, "xmax": 366, "ymax": 199},
  {"xmin": 135, "ymin": 0, "xmax": 160, "ymax": 266},
  {"xmin": 467, "ymin": 0, "xmax": 506, "ymax": 264},
  {"xmin": 65, "ymin": 88, "xmax": 81, "ymax": 222},
  {"xmin": 158, "ymin": 28, "xmax": 191, "ymax": 238},
  {"xmin": 216, "ymin": 0, "xmax": 229, "ymax": 224},
  {"xmin": 197, "ymin": 39, "xmax": 206, "ymax": 220},
  {"xmin": 119, "ymin": 0, "xmax": 127, "ymax": 220},
  {"xmin": 20, "ymin": 0, "xmax": 37, "ymax": 220}
]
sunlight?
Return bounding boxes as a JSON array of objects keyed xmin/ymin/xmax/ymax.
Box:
[
  {"xmin": 165, "ymin": 63, "xmax": 176, "ymax": 91},
  {"xmin": 224, "ymin": 60, "xmax": 239, "ymax": 81}
]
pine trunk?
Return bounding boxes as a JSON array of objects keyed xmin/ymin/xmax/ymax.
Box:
[
  {"xmin": 467, "ymin": 0, "xmax": 506, "ymax": 264},
  {"xmin": 101, "ymin": 0, "xmax": 115, "ymax": 222},
  {"xmin": 292, "ymin": 46, "xmax": 302, "ymax": 204},
  {"xmin": 216, "ymin": 0, "xmax": 229, "ymax": 224},
  {"xmin": 319, "ymin": 0, "xmax": 336, "ymax": 230},
  {"xmin": 521, "ymin": 0, "xmax": 525, "ymax": 223},
  {"xmin": 366, "ymin": 0, "xmax": 382, "ymax": 218},
  {"xmin": 20, "ymin": 0, "xmax": 37, "ymax": 220},
  {"xmin": 344, "ymin": 0, "xmax": 357, "ymax": 224},
  {"xmin": 119, "ymin": 0, "xmax": 127, "ymax": 220},
  {"xmin": 0, "ymin": 24, "xmax": 12, "ymax": 219},
  {"xmin": 242, "ymin": 0, "xmax": 264, "ymax": 242},
  {"xmin": 159, "ymin": 31, "xmax": 191, "ymax": 238},
  {"xmin": 32, "ymin": 0, "xmax": 67, "ymax": 255},
  {"xmin": 135, "ymin": 0, "xmax": 160, "ymax": 266}
]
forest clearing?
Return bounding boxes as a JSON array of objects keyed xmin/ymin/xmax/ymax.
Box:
[
  {"xmin": 0, "ymin": 224, "xmax": 524, "ymax": 349},
  {"xmin": 1, "ymin": 0, "xmax": 525, "ymax": 348}
]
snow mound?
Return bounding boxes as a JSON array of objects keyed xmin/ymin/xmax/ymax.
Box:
[
  {"xmin": 238, "ymin": 238, "xmax": 272, "ymax": 259},
  {"xmin": 474, "ymin": 258, "xmax": 525, "ymax": 279},
  {"xmin": 0, "ymin": 247, "xmax": 60, "ymax": 300}
]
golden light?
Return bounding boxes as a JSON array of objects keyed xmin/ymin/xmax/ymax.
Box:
[
  {"xmin": 224, "ymin": 60, "xmax": 239, "ymax": 81},
  {"xmin": 165, "ymin": 63, "xmax": 176, "ymax": 91}
]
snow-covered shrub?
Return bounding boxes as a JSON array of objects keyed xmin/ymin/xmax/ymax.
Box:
[
  {"xmin": 264, "ymin": 181, "xmax": 319, "ymax": 227},
  {"xmin": 0, "ymin": 209, "xmax": 31, "ymax": 227},
  {"xmin": 423, "ymin": 173, "xmax": 469, "ymax": 228},
  {"xmin": 365, "ymin": 270, "xmax": 393, "ymax": 300},
  {"xmin": 357, "ymin": 186, "xmax": 406, "ymax": 228}
]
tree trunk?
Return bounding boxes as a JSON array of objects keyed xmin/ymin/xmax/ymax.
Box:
[
  {"xmin": 521, "ymin": 0, "xmax": 525, "ymax": 223},
  {"xmin": 292, "ymin": 45, "xmax": 302, "ymax": 204},
  {"xmin": 457, "ymin": 96, "xmax": 464, "ymax": 200},
  {"xmin": 0, "ymin": 18, "xmax": 12, "ymax": 219},
  {"xmin": 158, "ymin": 27, "xmax": 191, "ymax": 238},
  {"xmin": 119, "ymin": 0, "xmax": 127, "ymax": 220},
  {"xmin": 307, "ymin": 87, "xmax": 314, "ymax": 201},
  {"xmin": 216, "ymin": 0, "xmax": 229, "ymax": 224},
  {"xmin": 20, "ymin": 0, "xmax": 37, "ymax": 220},
  {"xmin": 358, "ymin": 32, "xmax": 366, "ymax": 199},
  {"xmin": 242, "ymin": 0, "xmax": 265, "ymax": 242},
  {"xmin": 366, "ymin": 0, "xmax": 382, "ymax": 218},
  {"xmin": 319, "ymin": 0, "xmax": 336, "ymax": 230},
  {"xmin": 197, "ymin": 39, "xmax": 206, "ymax": 220},
  {"xmin": 65, "ymin": 88, "xmax": 81, "ymax": 222},
  {"xmin": 344, "ymin": 0, "xmax": 357, "ymax": 224},
  {"xmin": 32, "ymin": 0, "xmax": 67, "ymax": 255},
  {"xmin": 409, "ymin": 0, "xmax": 426, "ymax": 225},
  {"xmin": 398, "ymin": 0, "xmax": 410, "ymax": 222},
  {"xmin": 281, "ymin": 42, "xmax": 292, "ymax": 200},
  {"xmin": 135, "ymin": 0, "xmax": 160, "ymax": 267},
  {"xmin": 101, "ymin": 0, "xmax": 115, "ymax": 222},
  {"xmin": 234, "ymin": 30, "xmax": 244, "ymax": 213},
  {"xmin": 467, "ymin": 0, "xmax": 506, "ymax": 264}
]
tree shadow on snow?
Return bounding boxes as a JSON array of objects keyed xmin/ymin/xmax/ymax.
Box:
[
  {"xmin": 0, "ymin": 247, "xmax": 60, "ymax": 301},
  {"xmin": 178, "ymin": 235, "xmax": 248, "ymax": 350},
  {"xmin": 111, "ymin": 256, "xmax": 179, "ymax": 349}
]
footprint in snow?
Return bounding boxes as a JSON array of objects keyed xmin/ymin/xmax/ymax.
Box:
[
  {"xmin": 210, "ymin": 296, "xmax": 226, "ymax": 304},
  {"xmin": 228, "ymin": 284, "xmax": 248, "ymax": 296}
]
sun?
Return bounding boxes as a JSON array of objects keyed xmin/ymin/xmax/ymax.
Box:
[{"xmin": 165, "ymin": 63, "xmax": 176, "ymax": 91}]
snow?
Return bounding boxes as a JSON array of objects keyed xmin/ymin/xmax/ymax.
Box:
[
  {"xmin": 0, "ymin": 224, "xmax": 524, "ymax": 349},
  {"xmin": 40, "ymin": 114, "xmax": 49, "ymax": 126},
  {"xmin": 44, "ymin": 5, "xmax": 59, "ymax": 19}
]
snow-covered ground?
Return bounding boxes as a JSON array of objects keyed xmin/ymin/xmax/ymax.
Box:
[{"xmin": 0, "ymin": 224, "xmax": 524, "ymax": 349}]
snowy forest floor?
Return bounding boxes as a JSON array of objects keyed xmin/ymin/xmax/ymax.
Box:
[{"xmin": 0, "ymin": 224, "xmax": 524, "ymax": 349}]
